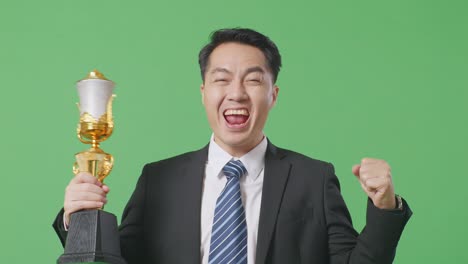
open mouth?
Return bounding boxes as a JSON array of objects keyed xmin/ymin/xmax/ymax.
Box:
[{"xmin": 223, "ymin": 108, "xmax": 250, "ymax": 127}]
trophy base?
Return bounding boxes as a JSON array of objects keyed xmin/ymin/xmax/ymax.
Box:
[{"xmin": 57, "ymin": 210, "xmax": 126, "ymax": 264}]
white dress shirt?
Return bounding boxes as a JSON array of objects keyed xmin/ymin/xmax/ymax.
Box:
[{"xmin": 200, "ymin": 135, "xmax": 267, "ymax": 264}]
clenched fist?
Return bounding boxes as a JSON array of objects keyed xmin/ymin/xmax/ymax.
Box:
[
  {"xmin": 352, "ymin": 158, "xmax": 396, "ymax": 210},
  {"xmin": 64, "ymin": 172, "xmax": 110, "ymax": 226}
]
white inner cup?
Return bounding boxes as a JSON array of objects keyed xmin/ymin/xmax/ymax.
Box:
[{"xmin": 77, "ymin": 79, "xmax": 115, "ymax": 120}]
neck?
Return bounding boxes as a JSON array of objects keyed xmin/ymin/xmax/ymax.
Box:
[{"xmin": 214, "ymin": 135, "xmax": 265, "ymax": 158}]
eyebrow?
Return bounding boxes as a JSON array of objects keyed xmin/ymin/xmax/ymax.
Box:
[
  {"xmin": 209, "ymin": 66, "xmax": 265, "ymax": 75},
  {"xmin": 210, "ymin": 67, "xmax": 231, "ymax": 74},
  {"xmin": 244, "ymin": 66, "xmax": 265, "ymax": 75}
]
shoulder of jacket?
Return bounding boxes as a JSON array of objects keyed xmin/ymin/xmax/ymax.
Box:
[
  {"xmin": 274, "ymin": 145, "xmax": 331, "ymax": 167},
  {"xmin": 143, "ymin": 146, "xmax": 207, "ymax": 170}
]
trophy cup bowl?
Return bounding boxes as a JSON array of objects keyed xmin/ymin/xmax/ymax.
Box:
[{"xmin": 58, "ymin": 70, "xmax": 126, "ymax": 264}]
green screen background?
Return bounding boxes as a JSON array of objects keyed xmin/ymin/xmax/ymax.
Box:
[{"xmin": 1, "ymin": 0, "xmax": 466, "ymax": 263}]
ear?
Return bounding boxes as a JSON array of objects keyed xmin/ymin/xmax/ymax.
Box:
[
  {"xmin": 269, "ymin": 85, "xmax": 279, "ymax": 109},
  {"xmin": 200, "ymin": 83, "xmax": 205, "ymax": 105}
]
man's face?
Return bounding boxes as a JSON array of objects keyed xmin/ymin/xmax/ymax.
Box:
[{"xmin": 201, "ymin": 42, "xmax": 279, "ymax": 156}]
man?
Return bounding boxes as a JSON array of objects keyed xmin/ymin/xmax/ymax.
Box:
[{"xmin": 54, "ymin": 28, "xmax": 412, "ymax": 264}]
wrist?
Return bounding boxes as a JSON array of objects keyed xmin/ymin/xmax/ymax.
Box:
[
  {"xmin": 63, "ymin": 214, "xmax": 70, "ymax": 231},
  {"xmin": 395, "ymin": 194, "xmax": 403, "ymax": 210}
]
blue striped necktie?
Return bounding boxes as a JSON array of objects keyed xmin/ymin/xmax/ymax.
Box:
[{"xmin": 208, "ymin": 159, "xmax": 248, "ymax": 264}]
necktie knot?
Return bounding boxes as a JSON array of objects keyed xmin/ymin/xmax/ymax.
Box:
[{"xmin": 222, "ymin": 160, "xmax": 247, "ymax": 180}]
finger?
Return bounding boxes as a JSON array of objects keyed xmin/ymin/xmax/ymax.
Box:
[
  {"xmin": 68, "ymin": 191, "xmax": 108, "ymax": 203},
  {"xmin": 361, "ymin": 157, "xmax": 379, "ymax": 164},
  {"xmin": 352, "ymin": 165, "xmax": 361, "ymax": 177},
  {"xmin": 65, "ymin": 201, "xmax": 105, "ymax": 217},
  {"xmin": 65, "ymin": 193, "xmax": 107, "ymax": 211},
  {"xmin": 361, "ymin": 158, "xmax": 390, "ymax": 172},
  {"xmin": 359, "ymin": 181, "xmax": 374, "ymax": 195},
  {"xmin": 71, "ymin": 172, "xmax": 102, "ymax": 186},
  {"xmin": 102, "ymin": 185, "xmax": 110, "ymax": 193},
  {"xmin": 363, "ymin": 177, "xmax": 391, "ymax": 193},
  {"xmin": 358, "ymin": 167, "xmax": 392, "ymax": 183},
  {"xmin": 67, "ymin": 183, "xmax": 107, "ymax": 196}
]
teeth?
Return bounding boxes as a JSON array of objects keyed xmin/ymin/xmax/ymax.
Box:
[{"xmin": 225, "ymin": 109, "xmax": 249, "ymax": 116}]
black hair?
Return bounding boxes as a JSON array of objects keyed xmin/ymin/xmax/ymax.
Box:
[{"xmin": 198, "ymin": 28, "xmax": 282, "ymax": 83}]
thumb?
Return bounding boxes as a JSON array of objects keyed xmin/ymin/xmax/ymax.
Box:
[{"xmin": 352, "ymin": 164, "xmax": 361, "ymax": 177}]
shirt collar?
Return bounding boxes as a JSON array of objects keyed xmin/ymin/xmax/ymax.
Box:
[{"xmin": 207, "ymin": 134, "xmax": 267, "ymax": 182}]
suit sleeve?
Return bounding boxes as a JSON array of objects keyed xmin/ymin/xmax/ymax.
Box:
[
  {"xmin": 324, "ymin": 163, "xmax": 412, "ymax": 264},
  {"xmin": 119, "ymin": 164, "xmax": 149, "ymax": 264},
  {"xmin": 52, "ymin": 208, "xmax": 68, "ymax": 247}
]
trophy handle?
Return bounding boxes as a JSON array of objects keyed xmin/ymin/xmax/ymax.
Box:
[
  {"xmin": 99, "ymin": 154, "xmax": 114, "ymax": 182},
  {"xmin": 106, "ymin": 94, "xmax": 116, "ymax": 123},
  {"xmin": 73, "ymin": 162, "xmax": 80, "ymax": 175}
]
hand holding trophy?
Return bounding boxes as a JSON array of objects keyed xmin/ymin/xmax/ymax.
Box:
[{"xmin": 58, "ymin": 70, "xmax": 126, "ymax": 264}]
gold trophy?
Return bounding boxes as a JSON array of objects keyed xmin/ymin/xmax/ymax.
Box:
[
  {"xmin": 58, "ymin": 70, "xmax": 126, "ymax": 264},
  {"xmin": 74, "ymin": 70, "xmax": 115, "ymax": 182}
]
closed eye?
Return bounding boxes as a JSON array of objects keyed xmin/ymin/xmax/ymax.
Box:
[{"xmin": 214, "ymin": 79, "xmax": 230, "ymax": 85}]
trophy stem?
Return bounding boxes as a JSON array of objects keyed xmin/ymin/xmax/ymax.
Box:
[
  {"xmin": 92, "ymin": 140, "xmax": 100, "ymax": 149},
  {"xmin": 74, "ymin": 145, "xmax": 114, "ymax": 183},
  {"xmin": 89, "ymin": 160, "xmax": 99, "ymax": 178}
]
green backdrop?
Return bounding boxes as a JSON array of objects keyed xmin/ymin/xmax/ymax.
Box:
[{"xmin": 1, "ymin": 0, "xmax": 466, "ymax": 263}]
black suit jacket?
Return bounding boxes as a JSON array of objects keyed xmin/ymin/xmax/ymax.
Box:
[{"xmin": 54, "ymin": 141, "xmax": 412, "ymax": 264}]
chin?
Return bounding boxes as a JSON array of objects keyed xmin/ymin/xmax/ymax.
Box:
[
  {"xmin": 224, "ymin": 131, "xmax": 262, "ymax": 147},
  {"xmin": 221, "ymin": 135, "xmax": 249, "ymax": 147}
]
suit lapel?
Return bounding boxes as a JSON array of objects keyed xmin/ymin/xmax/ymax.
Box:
[
  {"xmin": 176, "ymin": 145, "xmax": 208, "ymax": 263},
  {"xmin": 255, "ymin": 142, "xmax": 291, "ymax": 264}
]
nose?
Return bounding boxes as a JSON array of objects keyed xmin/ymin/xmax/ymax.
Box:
[{"xmin": 226, "ymin": 80, "xmax": 248, "ymax": 102}]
